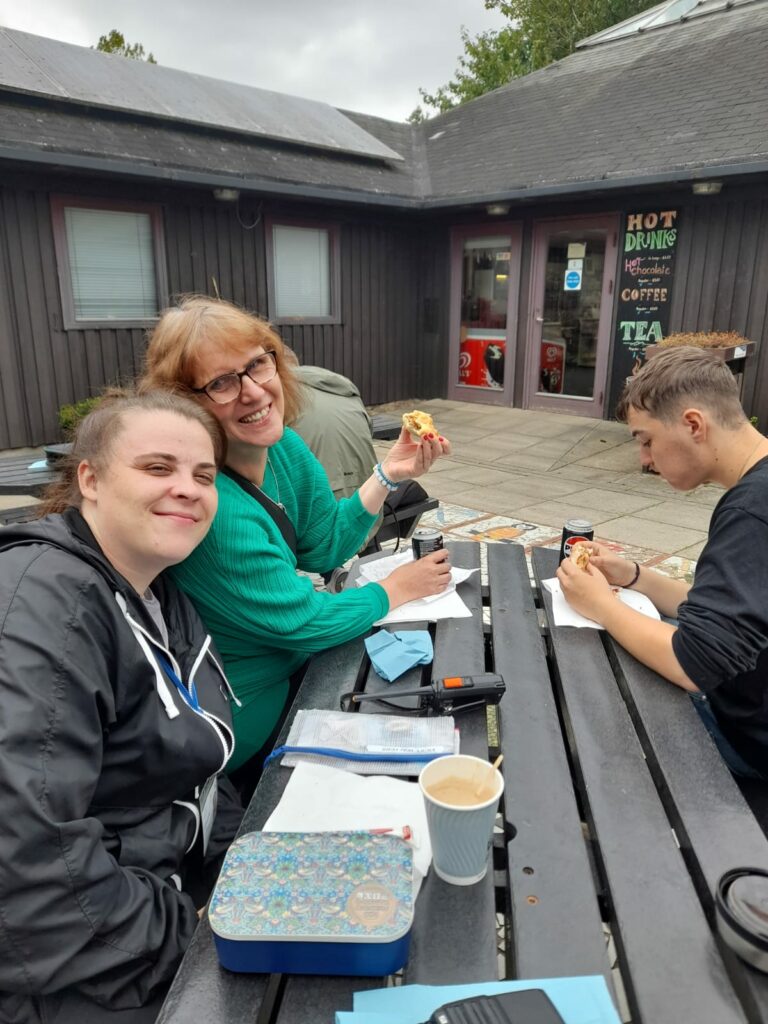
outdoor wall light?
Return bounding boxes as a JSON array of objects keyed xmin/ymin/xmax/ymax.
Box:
[
  {"xmin": 486, "ymin": 202, "xmax": 510, "ymax": 216},
  {"xmin": 213, "ymin": 187, "xmax": 241, "ymax": 202},
  {"xmin": 691, "ymin": 181, "xmax": 722, "ymax": 196}
]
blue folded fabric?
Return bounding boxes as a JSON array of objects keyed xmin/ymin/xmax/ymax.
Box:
[{"xmin": 364, "ymin": 630, "xmax": 434, "ymax": 682}]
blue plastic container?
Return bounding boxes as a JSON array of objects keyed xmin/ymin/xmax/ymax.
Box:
[{"xmin": 209, "ymin": 831, "xmax": 414, "ymax": 975}]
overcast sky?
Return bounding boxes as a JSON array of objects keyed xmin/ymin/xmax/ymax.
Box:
[{"xmin": 0, "ymin": 0, "xmax": 509, "ymax": 121}]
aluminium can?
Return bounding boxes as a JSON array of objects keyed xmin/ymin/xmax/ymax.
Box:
[
  {"xmin": 559, "ymin": 518, "xmax": 594, "ymax": 564},
  {"xmin": 412, "ymin": 528, "xmax": 444, "ymax": 560}
]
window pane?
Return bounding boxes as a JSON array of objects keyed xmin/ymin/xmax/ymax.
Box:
[
  {"xmin": 64, "ymin": 207, "xmax": 158, "ymax": 320},
  {"xmin": 273, "ymin": 225, "xmax": 331, "ymax": 317}
]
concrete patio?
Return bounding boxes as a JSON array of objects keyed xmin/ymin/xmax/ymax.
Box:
[{"xmin": 372, "ymin": 398, "xmax": 721, "ymax": 582}]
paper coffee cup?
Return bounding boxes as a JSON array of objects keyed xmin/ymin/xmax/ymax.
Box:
[{"xmin": 419, "ymin": 754, "xmax": 504, "ymax": 886}]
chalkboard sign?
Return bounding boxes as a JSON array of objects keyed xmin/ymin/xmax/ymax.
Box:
[{"xmin": 608, "ymin": 209, "xmax": 680, "ymax": 413}]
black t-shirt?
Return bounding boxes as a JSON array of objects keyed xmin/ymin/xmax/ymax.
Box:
[{"xmin": 673, "ymin": 456, "xmax": 768, "ymax": 775}]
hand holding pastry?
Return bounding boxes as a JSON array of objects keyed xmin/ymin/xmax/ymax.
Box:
[{"xmin": 381, "ymin": 410, "xmax": 451, "ymax": 481}]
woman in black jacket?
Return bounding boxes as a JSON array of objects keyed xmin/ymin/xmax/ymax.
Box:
[{"xmin": 0, "ymin": 391, "xmax": 242, "ymax": 1024}]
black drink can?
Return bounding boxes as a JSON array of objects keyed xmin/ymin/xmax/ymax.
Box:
[
  {"xmin": 412, "ymin": 528, "xmax": 444, "ymax": 560},
  {"xmin": 559, "ymin": 518, "xmax": 594, "ymax": 563}
]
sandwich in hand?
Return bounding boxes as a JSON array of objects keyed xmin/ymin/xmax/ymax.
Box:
[
  {"xmin": 402, "ymin": 409, "xmax": 437, "ymax": 439},
  {"xmin": 571, "ymin": 542, "xmax": 592, "ymax": 572}
]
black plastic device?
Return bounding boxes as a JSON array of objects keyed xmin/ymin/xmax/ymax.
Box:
[
  {"xmin": 427, "ymin": 988, "xmax": 565, "ymax": 1024},
  {"xmin": 343, "ymin": 673, "xmax": 505, "ymax": 713}
]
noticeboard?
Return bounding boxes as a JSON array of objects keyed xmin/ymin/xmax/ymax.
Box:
[{"xmin": 608, "ymin": 209, "xmax": 680, "ymax": 413}]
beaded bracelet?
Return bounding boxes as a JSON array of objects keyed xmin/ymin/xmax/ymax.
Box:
[
  {"xmin": 373, "ymin": 462, "xmax": 399, "ymax": 492},
  {"xmin": 625, "ymin": 561, "xmax": 641, "ymax": 588}
]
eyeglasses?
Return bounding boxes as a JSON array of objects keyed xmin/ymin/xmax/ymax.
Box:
[{"xmin": 192, "ymin": 351, "xmax": 278, "ymax": 405}]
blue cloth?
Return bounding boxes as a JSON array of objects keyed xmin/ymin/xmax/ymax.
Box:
[{"xmin": 364, "ymin": 630, "xmax": 433, "ymax": 682}]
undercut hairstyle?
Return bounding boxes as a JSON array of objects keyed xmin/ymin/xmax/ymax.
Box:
[
  {"xmin": 38, "ymin": 389, "xmax": 227, "ymax": 516},
  {"xmin": 141, "ymin": 295, "xmax": 304, "ymax": 425},
  {"xmin": 617, "ymin": 345, "xmax": 747, "ymax": 429}
]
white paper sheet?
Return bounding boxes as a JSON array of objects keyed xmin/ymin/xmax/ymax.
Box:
[
  {"xmin": 358, "ymin": 550, "xmax": 477, "ymax": 623},
  {"xmin": 542, "ymin": 576, "xmax": 661, "ymax": 629},
  {"xmin": 264, "ymin": 761, "xmax": 432, "ymax": 893}
]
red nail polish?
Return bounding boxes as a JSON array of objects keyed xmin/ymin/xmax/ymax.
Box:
[{"xmin": 425, "ymin": 432, "xmax": 434, "ymax": 440}]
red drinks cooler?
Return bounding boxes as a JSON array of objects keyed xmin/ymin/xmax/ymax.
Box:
[{"xmin": 459, "ymin": 336, "xmax": 505, "ymax": 389}]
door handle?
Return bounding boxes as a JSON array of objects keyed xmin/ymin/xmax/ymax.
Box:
[{"xmin": 535, "ymin": 315, "xmax": 544, "ymax": 323}]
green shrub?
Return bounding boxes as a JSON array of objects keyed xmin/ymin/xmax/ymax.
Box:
[{"xmin": 58, "ymin": 397, "xmax": 100, "ymax": 436}]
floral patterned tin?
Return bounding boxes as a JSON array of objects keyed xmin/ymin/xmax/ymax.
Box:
[{"xmin": 209, "ymin": 831, "xmax": 414, "ymax": 975}]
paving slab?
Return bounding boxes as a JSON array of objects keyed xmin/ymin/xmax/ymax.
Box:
[
  {"xmin": 592, "ymin": 515, "xmax": 709, "ymax": 554},
  {"xmin": 509, "ymin": 500, "xmax": 619, "ymax": 529},
  {"xmin": 634, "ymin": 501, "xmax": 714, "ymax": 532}
]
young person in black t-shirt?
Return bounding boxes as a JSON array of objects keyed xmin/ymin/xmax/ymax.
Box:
[{"xmin": 558, "ymin": 345, "xmax": 768, "ymax": 781}]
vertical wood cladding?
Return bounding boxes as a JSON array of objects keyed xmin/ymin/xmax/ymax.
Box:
[
  {"xmin": 1, "ymin": 177, "xmax": 766, "ymax": 448},
  {"xmin": 668, "ymin": 196, "xmax": 768, "ymax": 425}
]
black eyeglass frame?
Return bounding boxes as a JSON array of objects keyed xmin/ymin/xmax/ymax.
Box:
[{"xmin": 191, "ymin": 351, "xmax": 278, "ymax": 404}]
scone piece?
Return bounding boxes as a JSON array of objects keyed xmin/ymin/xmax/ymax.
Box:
[
  {"xmin": 571, "ymin": 542, "xmax": 592, "ymax": 572},
  {"xmin": 402, "ymin": 409, "xmax": 437, "ymax": 439}
]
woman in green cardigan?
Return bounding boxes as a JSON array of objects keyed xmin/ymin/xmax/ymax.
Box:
[{"xmin": 141, "ymin": 295, "xmax": 451, "ymax": 792}]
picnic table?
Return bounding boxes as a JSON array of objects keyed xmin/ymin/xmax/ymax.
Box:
[
  {"xmin": 158, "ymin": 541, "xmax": 768, "ymax": 1024},
  {"xmin": 0, "ymin": 454, "xmax": 59, "ymax": 496}
]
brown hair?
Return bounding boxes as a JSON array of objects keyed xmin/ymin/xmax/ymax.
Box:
[
  {"xmin": 616, "ymin": 345, "xmax": 746, "ymax": 429},
  {"xmin": 38, "ymin": 389, "xmax": 227, "ymax": 516},
  {"xmin": 141, "ymin": 295, "xmax": 303, "ymax": 425}
]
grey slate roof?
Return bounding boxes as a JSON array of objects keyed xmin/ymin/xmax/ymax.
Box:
[
  {"xmin": 0, "ymin": 27, "xmax": 402, "ymax": 163},
  {"xmin": 0, "ymin": 0, "xmax": 765, "ymax": 208},
  {"xmin": 420, "ymin": 0, "xmax": 768, "ymax": 204}
]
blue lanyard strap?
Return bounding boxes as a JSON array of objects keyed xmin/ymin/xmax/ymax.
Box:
[
  {"xmin": 156, "ymin": 653, "xmax": 201, "ymax": 712},
  {"xmin": 264, "ymin": 745, "xmax": 451, "ymax": 767}
]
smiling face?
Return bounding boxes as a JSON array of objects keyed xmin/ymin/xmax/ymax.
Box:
[
  {"xmin": 78, "ymin": 409, "xmax": 218, "ymax": 592},
  {"xmin": 627, "ymin": 406, "xmax": 709, "ymax": 491},
  {"xmin": 192, "ymin": 344, "xmax": 285, "ymax": 455}
]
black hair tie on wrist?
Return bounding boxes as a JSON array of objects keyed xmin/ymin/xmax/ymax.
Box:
[{"xmin": 626, "ymin": 561, "xmax": 641, "ymax": 588}]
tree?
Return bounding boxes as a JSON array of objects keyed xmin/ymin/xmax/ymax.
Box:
[
  {"xmin": 94, "ymin": 30, "xmax": 156, "ymax": 64},
  {"xmin": 410, "ymin": 0, "xmax": 657, "ymax": 121}
]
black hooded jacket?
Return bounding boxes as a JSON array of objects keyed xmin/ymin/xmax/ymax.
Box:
[{"xmin": 0, "ymin": 510, "xmax": 239, "ymax": 1019}]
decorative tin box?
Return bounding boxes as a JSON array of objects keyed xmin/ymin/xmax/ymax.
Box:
[{"xmin": 209, "ymin": 831, "xmax": 414, "ymax": 975}]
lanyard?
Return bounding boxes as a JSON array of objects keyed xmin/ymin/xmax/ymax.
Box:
[{"xmin": 156, "ymin": 653, "xmax": 201, "ymax": 713}]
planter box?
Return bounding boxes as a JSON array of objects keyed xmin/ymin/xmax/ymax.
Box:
[{"xmin": 645, "ymin": 341, "xmax": 755, "ymax": 363}]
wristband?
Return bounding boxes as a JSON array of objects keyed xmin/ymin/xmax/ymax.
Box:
[
  {"xmin": 373, "ymin": 462, "xmax": 399, "ymax": 492},
  {"xmin": 625, "ymin": 561, "xmax": 641, "ymax": 588}
]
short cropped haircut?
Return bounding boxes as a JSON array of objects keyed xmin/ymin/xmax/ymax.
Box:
[
  {"xmin": 141, "ymin": 295, "xmax": 303, "ymax": 425},
  {"xmin": 39, "ymin": 388, "xmax": 227, "ymax": 516},
  {"xmin": 617, "ymin": 345, "xmax": 746, "ymax": 429}
]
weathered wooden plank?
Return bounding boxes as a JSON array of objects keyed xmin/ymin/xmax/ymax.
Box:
[
  {"xmin": 490, "ymin": 544, "xmax": 610, "ymax": 984},
  {"xmin": 532, "ymin": 548, "xmax": 746, "ymax": 1024},
  {"xmin": 405, "ymin": 540, "xmax": 499, "ymax": 986},
  {"xmin": 605, "ymin": 636, "xmax": 768, "ymax": 1021}
]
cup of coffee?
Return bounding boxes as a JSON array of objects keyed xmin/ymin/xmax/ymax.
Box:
[{"xmin": 419, "ymin": 754, "xmax": 504, "ymax": 886}]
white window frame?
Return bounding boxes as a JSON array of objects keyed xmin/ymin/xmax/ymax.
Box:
[
  {"xmin": 51, "ymin": 196, "xmax": 168, "ymax": 330},
  {"xmin": 266, "ymin": 218, "xmax": 341, "ymax": 325}
]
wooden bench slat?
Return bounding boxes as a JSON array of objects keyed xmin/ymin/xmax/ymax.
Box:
[
  {"xmin": 489, "ymin": 544, "xmax": 611, "ymax": 985},
  {"xmin": 532, "ymin": 547, "xmax": 746, "ymax": 1024},
  {"xmin": 405, "ymin": 541, "xmax": 500, "ymax": 985},
  {"xmin": 605, "ymin": 637, "xmax": 768, "ymax": 1016}
]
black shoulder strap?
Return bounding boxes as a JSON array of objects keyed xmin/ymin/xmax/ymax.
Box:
[{"xmin": 221, "ymin": 466, "xmax": 297, "ymax": 556}]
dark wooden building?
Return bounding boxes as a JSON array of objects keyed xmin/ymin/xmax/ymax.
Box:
[{"xmin": 0, "ymin": 0, "xmax": 767, "ymax": 448}]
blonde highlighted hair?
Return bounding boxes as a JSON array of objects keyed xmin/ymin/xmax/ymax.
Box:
[{"xmin": 141, "ymin": 295, "xmax": 303, "ymax": 424}]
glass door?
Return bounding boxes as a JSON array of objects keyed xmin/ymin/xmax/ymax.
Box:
[
  {"xmin": 525, "ymin": 216, "xmax": 618, "ymax": 417},
  {"xmin": 448, "ymin": 224, "xmax": 522, "ymax": 404}
]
